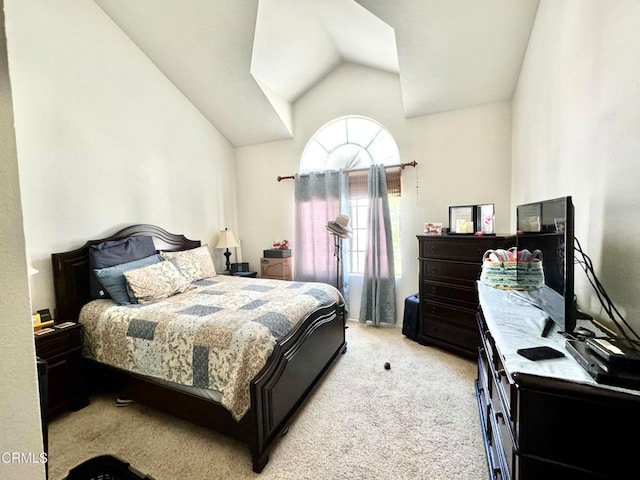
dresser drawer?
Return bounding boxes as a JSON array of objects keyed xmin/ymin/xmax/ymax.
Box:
[
  {"xmin": 422, "ymin": 300, "xmax": 477, "ymax": 330},
  {"xmin": 35, "ymin": 325, "xmax": 83, "ymax": 358},
  {"xmin": 421, "ymin": 259, "xmax": 481, "ymax": 286},
  {"xmin": 419, "ymin": 237, "xmax": 501, "ymax": 262},
  {"xmin": 422, "ymin": 317, "xmax": 479, "ymax": 352},
  {"xmin": 477, "ymin": 347, "xmax": 492, "ymax": 406},
  {"xmin": 477, "ymin": 382, "xmax": 499, "ymax": 476},
  {"xmin": 489, "ymin": 385, "xmax": 514, "ymax": 480},
  {"xmin": 492, "ymin": 349, "xmax": 513, "ymax": 416},
  {"xmin": 422, "ymin": 280, "xmax": 478, "ymax": 306}
]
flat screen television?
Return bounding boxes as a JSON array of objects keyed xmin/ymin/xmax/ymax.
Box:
[{"xmin": 515, "ymin": 196, "xmax": 576, "ymax": 336}]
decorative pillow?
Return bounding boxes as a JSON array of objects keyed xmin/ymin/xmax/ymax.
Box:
[
  {"xmin": 94, "ymin": 254, "xmax": 163, "ymax": 305},
  {"xmin": 160, "ymin": 245, "xmax": 216, "ymax": 283},
  {"xmin": 89, "ymin": 236, "xmax": 156, "ymax": 299},
  {"xmin": 124, "ymin": 260, "xmax": 192, "ymax": 303}
]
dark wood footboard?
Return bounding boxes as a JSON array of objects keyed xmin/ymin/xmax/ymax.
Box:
[
  {"xmin": 250, "ymin": 302, "xmax": 346, "ymax": 472},
  {"xmin": 83, "ymin": 301, "xmax": 345, "ymax": 473}
]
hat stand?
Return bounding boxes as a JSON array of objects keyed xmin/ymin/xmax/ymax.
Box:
[{"xmin": 329, "ymin": 232, "xmax": 345, "ymax": 294}]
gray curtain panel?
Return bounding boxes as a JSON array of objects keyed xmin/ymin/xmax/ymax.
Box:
[
  {"xmin": 294, "ymin": 171, "xmax": 349, "ymax": 295},
  {"xmin": 359, "ymin": 164, "xmax": 396, "ymax": 325}
]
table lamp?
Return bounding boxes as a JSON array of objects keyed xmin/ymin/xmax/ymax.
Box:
[{"xmin": 215, "ymin": 228, "xmax": 239, "ymax": 271}]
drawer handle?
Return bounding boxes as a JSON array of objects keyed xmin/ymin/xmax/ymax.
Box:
[
  {"xmin": 431, "ymin": 246, "xmax": 437, "ymax": 253},
  {"xmin": 431, "ymin": 266, "xmax": 437, "ymax": 273},
  {"xmin": 495, "ymin": 411, "xmax": 505, "ymax": 424},
  {"xmin": 477, "ymin": 248, "xmax": 483, "ymax": 255},
  {"xmin": 431, "ymin": 286, "xmax": 437, "ymax": 293}
]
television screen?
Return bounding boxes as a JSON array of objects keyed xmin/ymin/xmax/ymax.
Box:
[{"xmin": 516, "ymin": 196, "xmax": 575, "ymax": 335}]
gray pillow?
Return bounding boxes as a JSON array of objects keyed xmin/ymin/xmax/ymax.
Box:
[
  {"xmin": 94, "ymin": 254, "xmax": 162, "ymax": 305},
  {"xmin": 89, "ymin": 236, "xmax": 156, "ymax": 299}
]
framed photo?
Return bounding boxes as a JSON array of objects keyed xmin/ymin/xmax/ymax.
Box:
[
  {"xmin": 478, "ymin": 204, "xmax": 495, "ymax": 234},
  {"xmin": 423, "ymin": 222, "xmax": 443, "ymax": 235},
  {"xmin": 449, "ymin": 206, "xmax": 475, "ymax": 234},
  {"xmin": 37, "ymin": 308, "xmax": 53, "ymax": 323},
  {"xmin": 517, "ymin": 203, "xmax": 542, "ymax": 232},
  {"xmin": 448, "ymin": 204, "xmax": 495, "ymax": 234}
]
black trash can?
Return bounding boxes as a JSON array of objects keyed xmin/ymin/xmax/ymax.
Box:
[{"xmin": 402, "ymin": 293, "xmax": 420, "ymax": 340}]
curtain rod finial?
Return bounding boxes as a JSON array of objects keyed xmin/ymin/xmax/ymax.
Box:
[{"xmin": 402, "ymin": 160, "xmax": 417, "ymax": 169}]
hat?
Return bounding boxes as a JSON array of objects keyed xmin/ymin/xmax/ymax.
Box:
[{"xmin": 326, "ymin": 214, "xmax": 352, "ymax": 239}]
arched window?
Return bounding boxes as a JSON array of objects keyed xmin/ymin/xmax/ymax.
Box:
[
  {"xmin": 300, "ymin": 116, "xmax": 402, "ymax": 274},
  {"xmin": 300, "ymin": 116, "xmax": 399, "ymax": 172}
]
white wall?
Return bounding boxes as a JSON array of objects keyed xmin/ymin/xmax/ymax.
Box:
[
  {"xmin": 5, "ymin": 0, "xmax": 237, "ymax": 315},
  {"xmin": 512, "ymin": 0, "xmax": 640, "ymax": 331},
  {"xmin": 236, "ymin": 63, "xmax": 513, "ymax": 322},
  {"xmin": 0, "ymin": 1, "xmax": 46, "ymax": 478},
  {"xmin": 3, "ymin": 0, "xmax": 236, "ymax": 471}
]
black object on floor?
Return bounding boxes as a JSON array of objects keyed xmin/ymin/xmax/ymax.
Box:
[
  {"xmin": 402, "ymin": 293, "xmax": 420, "ymax": 340},
  {"xmin": 64, "ymin": 455, "xmax": 155, "ymax": 480}
]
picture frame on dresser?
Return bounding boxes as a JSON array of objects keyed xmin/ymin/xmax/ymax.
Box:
[
  {"xmin": 448, "ymin": 205, "xmax": 475, "ymax": 234},
  {"xmin": 448, "ymin": 204, "xmax": 495, "ymax": 235},
  {"xmin": 423, "ymin": 222, "xmax": 443, "ymax": 235}
]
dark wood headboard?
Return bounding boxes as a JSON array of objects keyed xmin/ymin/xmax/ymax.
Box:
[{"xmin": 51, "ymin": 224, "xmax": 201, "ymax": 322}]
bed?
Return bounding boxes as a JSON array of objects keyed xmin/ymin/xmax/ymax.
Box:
[{"xmin": 51, "ymin": 224, "xmax": 347, "ymax": 473}]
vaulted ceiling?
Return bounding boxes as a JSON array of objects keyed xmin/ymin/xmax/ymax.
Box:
[{"xmin": 95, "ymin": 0, "xmax": 540, "ymax": 147}]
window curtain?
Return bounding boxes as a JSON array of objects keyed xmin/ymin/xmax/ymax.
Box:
[
  {"xmin": 359, "ymin": 164, "xmax": 396, "ymax": 325},
  {"xmin": 294, "ymin": 171, "xmax": 349, "ymax": 298}
]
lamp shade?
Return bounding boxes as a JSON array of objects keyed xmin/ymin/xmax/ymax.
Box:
[{"xmin": 215, "ymin": 229, "xmax": 239, "ymax": 249}]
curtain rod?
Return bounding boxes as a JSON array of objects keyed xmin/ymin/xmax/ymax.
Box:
[{"xmin": 276, "ymin": 160, "xmax": 417, "ymax": 182}]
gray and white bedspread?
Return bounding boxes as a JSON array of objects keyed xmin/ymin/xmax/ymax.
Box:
[{"xmin": 79, "ymin": 275, "xmax": 343, "ymax": 420}]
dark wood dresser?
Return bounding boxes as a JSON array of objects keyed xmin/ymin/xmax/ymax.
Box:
[
  {"xmin": 417, "ymin": 234, "xmax": 512, "ymax": 358},
  {"xmin": 476, "ymin": 284, "xmax": 640, "ymax": 479}
]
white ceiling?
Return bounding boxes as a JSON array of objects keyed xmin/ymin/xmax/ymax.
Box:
[{"xmin": 95, "ymin": 0, "xmax": 540, "ymax": 147}]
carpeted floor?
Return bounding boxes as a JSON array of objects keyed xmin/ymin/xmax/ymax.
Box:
[{"xmin": 48, "ymin": 321, "xmax": 488, "ymax": 480}]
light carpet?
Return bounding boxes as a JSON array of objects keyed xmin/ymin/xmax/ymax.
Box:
[{"xmin": 48, "ymin": 321, "xmax": 488, "ymax": 480}]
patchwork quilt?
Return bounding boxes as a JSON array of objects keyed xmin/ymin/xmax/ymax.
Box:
[{"xmin": 79, "ymin": 275, "xmax": 343, "ymax": 420}]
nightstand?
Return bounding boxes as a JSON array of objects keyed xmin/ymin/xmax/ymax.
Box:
[
  {"xmin": 34, "ymin": 323, "xmax": 89, "ymax": 417},
  {"xmin": 232, "ymin": 271, "xmax": 257, "ymax": 278},
  {"xmin": 218, "ymin": 271, "xmax": 257, "ymax": 278},
  {"xmin": 260, "ymin": 257, "xmax": 293, "ymax": 280}
]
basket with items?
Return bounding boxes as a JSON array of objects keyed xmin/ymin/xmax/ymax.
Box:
[{"xmin": 479, "ymin": 247, "xmax": 544, "ymax": 290}]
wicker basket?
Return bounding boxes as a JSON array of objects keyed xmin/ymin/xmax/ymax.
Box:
[{"xmin": 480, "ymin": 248, "xmax": 544, "ymax": 290}]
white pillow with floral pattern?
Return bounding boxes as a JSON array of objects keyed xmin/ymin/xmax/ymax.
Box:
[
  {"xmin": 124, "ymin": 260, "xmax": 192, "ymax": 303},
  {"xmin": 160, "ymin": 245, "xmax": 216, "ymax": 283}
]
